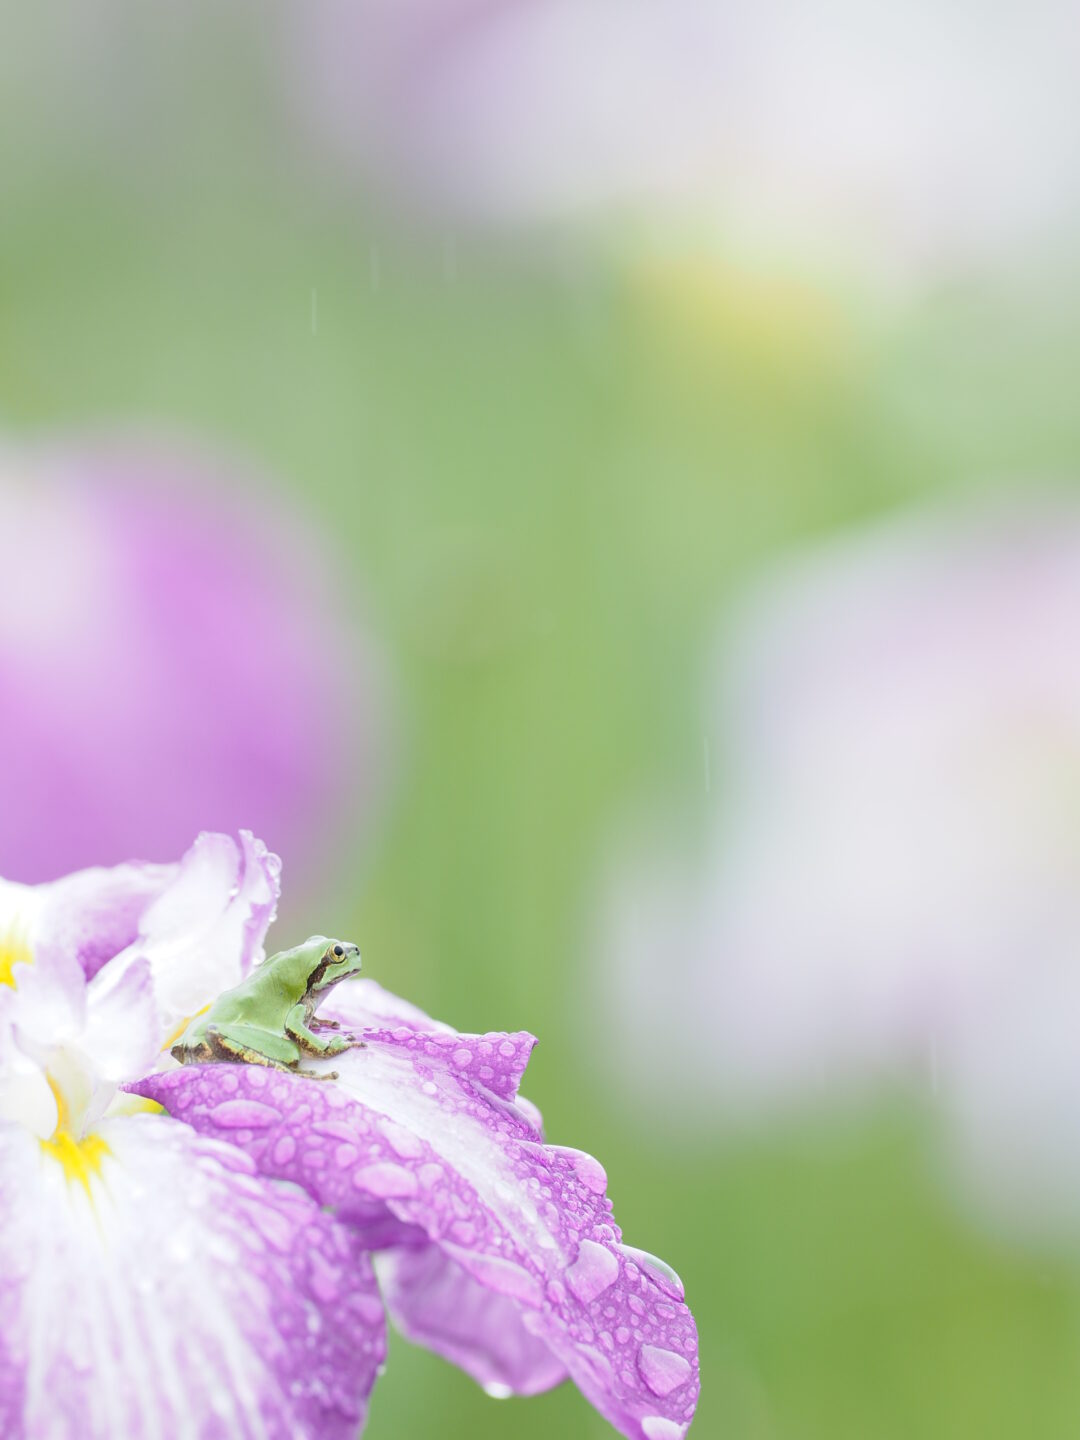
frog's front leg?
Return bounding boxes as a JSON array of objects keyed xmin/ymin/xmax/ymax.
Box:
[
  {"xmin": 205, "ymin": 1023, "xmax": 301, "ymax": 1072},
  {"xmin": 285, "ymin": 1004, "xmax": 362, "ymax": 1057}
]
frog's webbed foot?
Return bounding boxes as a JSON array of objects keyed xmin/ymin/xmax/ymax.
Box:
[{"xmin": 312, "ymin": 1017, "xmax": 341, "ymax": 1031}]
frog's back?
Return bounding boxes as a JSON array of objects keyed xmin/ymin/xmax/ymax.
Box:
[
  {"xmin": 173, "ymin": 938, "xmax": 330, "ymax": 1054},
  {"xmin": 176, "ymin": 979, "xmax": 259, "ymax": 1049}
]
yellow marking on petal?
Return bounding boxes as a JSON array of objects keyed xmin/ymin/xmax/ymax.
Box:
[
  {"xmin": 39, "ymin": 1074, "xmax": 111, "ymax": 1197},
  {"xmin": 162, "ymin": 1004, "xmax": 210, "ymax": 1053},
  {"xmin": 40, "ymin": 1128, "xmax": 111, "ymax": 1196},
  {"xmin": 109, "ymin": 1094, "xmax": 164, "ymax": 1117},
  {"xmin": 0, "ymin": 929, "xmax": 33, "ymax": 988}
]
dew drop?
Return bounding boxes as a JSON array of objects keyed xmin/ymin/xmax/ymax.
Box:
[
  {"xmin": 248, "ymin": 1203, "xmax": 294, "ymax": 1253},
  {"xmin": 208, "ymin": 1099, "xmax": 281, "ymax": 1129},
  {"xmin": 272, "ymin": 1135, "xmax": 297, "ymax": 1166},
  {"xmin": 642, "ymin": 1419, "xmax": 687, "ymax": 1440},
  {"xmin": 565, "ymin": 1239, "xmax": 619, "ymax": 1305},
  {"xmin": 637, "ymin": 1345, "xmax": 692, "ymax": 1398},
  {"xmin": 445, "ymin": 1245, "xmax": 543, "ymax": 1308},
  {"xmin": 550, "ymin": 1146, "xmax": 607, "ymax": 1195},
  {"xmin": 352, "ymin": 1162, "xmax": 419, "ymax": 1199},
  {"xmin": 379, "ymin": 1118, "xmax": 425, "ymax": 1159},
  {"xmin": 313, "ymin": 1120, "xmax": 356, "ymax": 1143},
  {"xmin": 308, "ymin": 1250, "xmax": 341, "ymax": 1304},
  {"xmin": 616, "ymin": 1244, "xmax": 685, "ymax": 1301}
]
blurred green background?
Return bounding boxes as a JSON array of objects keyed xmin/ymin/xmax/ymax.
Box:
[{"xmin": 5, "ymin": 9, "xmax": 1080, "ymax": 1436}]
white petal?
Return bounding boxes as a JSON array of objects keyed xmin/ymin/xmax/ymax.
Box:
[
  {"xmin": 0, "ymin": 1113, "xmax": 385, "ymax": 1440},
  {"xmin": 105, "ymin": 831, "xmax": 280, "ymax": 1041}
]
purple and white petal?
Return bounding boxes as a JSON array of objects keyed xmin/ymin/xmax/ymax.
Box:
[
  {"xmin": 0, "ymin": 1113, "xmax": 386, "ymax": 1440},
  {"xmin": 136, "ymin": 1027, "xmax": 699, "ymax": 1440},
  {"xmin": 102, "ymin": 831, "xmax": 281, "ymax": 1043},
  {"xmin": 375, "ymin": 1242, "xmax": 569, "ymax": 1397},
  {"xmin": 1, "ymin": 831, "xmax": 279, "ymax": 1050},
  {"xmin": 322, "ymin": 976, "xmax": 452, "ymax": 1037},
  {"xmin": 35, "ymin": 862, "xmax": 176, "ymax": 981},
  {"xmin": 82, "ymin": 959, "xmax": 159, "ymax": 1083},
  {"xmin": 0, "ymin": 1042, "xmax": 57, "ymax": 1138}
]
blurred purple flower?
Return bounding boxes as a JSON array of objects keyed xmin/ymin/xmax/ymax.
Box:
[
  {"xmin": 287, "ymin": 0, "xmax": 1080, "ymax": 283},
  {"xmin": 0, "ymin": 434, "xmax": 380, "ymax": 892},
  {"xmin": 0, "ymin": 832, "xmax": 698, "ymax": 1438},
  {"xmin": 600, "ymin": 492, "xmax": 1080, "ymax": 1235}
]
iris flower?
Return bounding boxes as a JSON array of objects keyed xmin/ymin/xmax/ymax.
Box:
[
  {"xmin": 0, "ymin": 831, "xmax": 698, "ymax": 1437},
  {"xmin": 601, "ymin": 491, "xmax": 1080, "ymax": 1238},
  {"xmin": 0, "ymin": 435, "xmax": 380, "ymax": 890},
  {"xmin": 288, "ymin": 0, "xmax": 1080, "ymax": 282}
]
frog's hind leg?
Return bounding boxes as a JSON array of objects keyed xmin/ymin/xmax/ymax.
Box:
[{"xmin": 204, "ymin": 1023, "xmax": 299, "ymax": 1072}]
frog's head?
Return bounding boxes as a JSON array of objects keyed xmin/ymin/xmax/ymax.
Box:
[{"xmin": 305, "ymin": 936, "xmax": 363, "ymax": 996}]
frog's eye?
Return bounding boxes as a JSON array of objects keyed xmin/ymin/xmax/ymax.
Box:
[{"xmin": 333, "ymin": 944, "xmax": 344, "ymax": 957}]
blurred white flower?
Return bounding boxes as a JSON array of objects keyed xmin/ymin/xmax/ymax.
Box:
[
  {"xmin": 599, "ymin": 490, "xmax": 1080, "ymax": 1236},
  {"xmin": 290, "ymin": 0, "xmax": 1080, "ymax": 285}
]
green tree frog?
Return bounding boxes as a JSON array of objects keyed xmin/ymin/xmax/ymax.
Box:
[{"xmin": 171, "ymin": 935, "xmax": 365, "ymax": 1074}]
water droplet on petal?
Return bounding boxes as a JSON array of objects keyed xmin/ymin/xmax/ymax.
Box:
[
  {"xmin": 565, "ymin": 1239, "xmax": 620, "ymax": 1304},
  {"xmin": 550, "ymin": 1145, "xmax": 608, "ymax": 1195},
  {"xmin": 209, "ymin": 1099, "xmax": 281, "ymax": 1129},
  {"xmin": 379, "ymin": 1118, "xmax": 424, "ymax": 1158},
  {"xmin": 638, "ymin": 1344, "xmax": 692, "ymax": 1398},
  {"xmin": 444, "ymin": 1245, "xmax": 543, "ymax": 1308},
  {"xmin": 248, "ymin": 1203, "xmax": 295, "ymax": 1254},
  {"xmin": 272, "ymin": 1135, "xmax": 297, "ymax": 1166},
  {"xmin": 617, "ymin": 1243, "xmax": 685, "ymax": 1300},
  {"xmin": 352, "ymin": 1162, "xmax": 419, "ymax": 1198},
  {"xmin": 642, "ymin": 1418, "xmax": 687, "ymax": 1440},
  {"xmin": 308, "ymin": 1251, "xmax": 341, "ymax": 1304}
]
